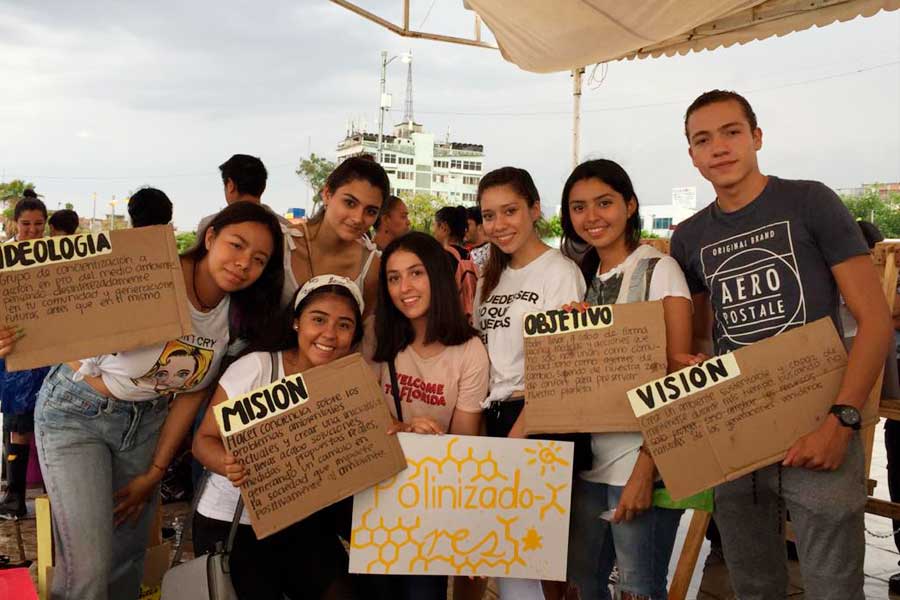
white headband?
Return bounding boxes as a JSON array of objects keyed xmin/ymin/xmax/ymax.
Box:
[{"xmin": 293, "ymin": 274, "xmax": 364, "ymax": 314}]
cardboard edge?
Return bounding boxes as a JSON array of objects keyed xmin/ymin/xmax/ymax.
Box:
[{"xmin": 162, "ymin": 224, "xmax": 193, "ymax": 337}]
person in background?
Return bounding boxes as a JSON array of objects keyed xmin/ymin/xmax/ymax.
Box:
[
  {"xmin": 474, "ymin": 167, "xmax": 586, "ymax": 600},
  {"xmin": 465, "ymin": 206, "xmax": 490, "ymax": 275},
  {"xmin": 362, "ymin": 231, "xmax": 487, "ymax": 599},
  {"xmin": 671, "ymin": 89, "xmax": 892, "ymax": 600},
  {"xmin": 561, "ymin": 159, "xmax": 692, "ymax": 600},
  {"xmin": 432, "ymin": 206, "xmax": 470, "ymax": 259},
  {"xmin": 372, "ymin": 195, "xmax": 410, "ymax": 251},
  {"xmin": 128, "ymin": 187, "xmax": 173, "ymax": 227},
  {"xmin": 48, "ymin": 209, "xmax": 80, "ymax": 236},
  {"xmin": 0, "ymin": 195, "xmax": 50, "ymax": 518}
]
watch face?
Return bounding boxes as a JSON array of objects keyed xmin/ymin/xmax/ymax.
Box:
[{"xmin": 839, "ymin": 406, "xmax": 861, "ymax": 425}]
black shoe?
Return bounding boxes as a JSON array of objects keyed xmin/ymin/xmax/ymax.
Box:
[{"xmin": 0, "ymin": 492, "xmax": 26, "ymax": 519}]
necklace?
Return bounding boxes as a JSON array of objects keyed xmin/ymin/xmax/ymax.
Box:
[{"xmin": 192, "ymin": 259, "xmax": 217, "ymax": 311}]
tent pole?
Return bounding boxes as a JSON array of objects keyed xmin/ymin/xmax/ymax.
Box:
[{"xmin": 572, "ymin": 67, "xmax": 585, "ymax": 169}]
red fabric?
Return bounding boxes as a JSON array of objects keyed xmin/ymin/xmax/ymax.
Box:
[{"xmin": 0, "ymin": 568, "xmax": 38, "ymax": 600}]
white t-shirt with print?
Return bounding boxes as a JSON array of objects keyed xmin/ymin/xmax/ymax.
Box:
[
  {"xmin": 580, "ymin": 244, "xmax": 691, "ymax": 485},
  {"xmin": 76, "ymin": 297, "xmax": 231, "ymax": 401},
  {"xmin": 197, "ymin": 351, "xmax": 284, "ymax": 525},
  {"xmin": 473, "ymin": 248, "xmax": 586, "ymax": 405}
]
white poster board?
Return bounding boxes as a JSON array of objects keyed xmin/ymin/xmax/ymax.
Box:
[{"xmin": 349, "ymin": 433, "xmax": 574, "ymax": 580}]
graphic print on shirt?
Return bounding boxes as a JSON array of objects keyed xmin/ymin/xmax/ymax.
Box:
[
  {"xmin": 384, "ymin": 374, "xmax": 446, "ymax": 407},
  {"xmin": 700, "ymin": 221, "xmax": 806, "ymax": 352},
  {"xmin": 131, "ymin": 337, "xmax": 215, "ymax": 393},
  {"xmin": 476, "ymin": 290, "xmax": 541, "ymax": 343}
]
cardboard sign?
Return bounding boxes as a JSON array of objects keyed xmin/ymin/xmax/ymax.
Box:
[
  {"xmin": 349, "ymin": 433, "xmax": 574, "ymax": 581},
  {"xmin": 524, "ymin": 301, "xmax": 667, "ymax": 434},
  {"xmin": 0, "ymin": 225, "xmax": 192, "ymax": 371},
  {"xmin": 631, "ymin": 318, "xmax": 870, "ymax": 500},
  {"xmin": 215, "ymin": 353, "xmax": 406, "ymax": 539}
]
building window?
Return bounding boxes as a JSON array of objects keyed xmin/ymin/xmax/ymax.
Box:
[
  {"xmin": 433, "ymin": 174, "xmax": 448, "ymax": 184},
  {"xmin": 463, "ymin": 176, "xmax": 480, "ymax": 186},
  {"xmin": 434, "ymin": 160, "xmax": 448, "ymax": 168},
  {"xmin": 450, "ymin": 160, "xmax": 462, "ymax": 169},
  {"xmin": 397, "ymin": 156, "xmax": 413, "ymax": 165},
  {"xmin": 652, "ymin": 217, "xmax": 673, "ymax": 230},
  {"xmin": 462, "ymin": 193, "xmax": 476, "ymax": 203},
  {"xmin": 383, "ymin": 153, "xmax": 396, "ymax": 164},
  {"xmin": 397, "ymin": 171, "xmax": 414, "ymax": 180}
]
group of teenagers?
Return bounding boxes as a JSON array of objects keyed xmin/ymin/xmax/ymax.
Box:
[{"xmin": 0, "ymin": 88, "xmax": 892, "ymax": 600}]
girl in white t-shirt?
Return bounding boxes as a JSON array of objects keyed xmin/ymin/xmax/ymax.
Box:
[
  {"xmin": 30, "ymin": 202, "xmax": 285, "ymax": 600},
  {"xmin": 561, "ymin": 159, "xmax": 693, "ymax": 600},
  {"xmin": 192, "ymin": 275, "xmax": 365, "ymax": 600},
  {"xmin": 473, "ymin": 167, "xmax": 586, "ymax": 600},
  {"xmin": 364, "ymin": 231, "xmax": 488, "ymax": 600}
]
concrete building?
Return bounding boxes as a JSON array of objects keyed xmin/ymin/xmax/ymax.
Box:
[
  {"xmin": 836, "ymin": 182, "xmax": 900, "ymax": 199},
  {"xmin": 641, "ymin": 187, "xmax": 699, "ymax": 239},
  {"xmin": 336, "ymin": 122, "xmax": 484, "ymax": 203},
  {"xmin": 336, "ymin": 53, "xmax": 485, "ymax": 203}
]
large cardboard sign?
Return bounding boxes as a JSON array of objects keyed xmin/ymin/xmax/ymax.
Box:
[
  {"xmin": 0, "ymin": 225, "xmax": 192, "ymax": 371},
  {"xmin": 524, "ymin": 301, "xmax": 667, "ymax": 434},
  {"xmin": 630, "ymin": 318, "xmax": 869, "ymax": 500},
  {"xmin": 349, "ymin": 433, "xmax": 574, "ymax": 580},
  {"xmin": 214, "ymin": 353, "xmax": 406, "ymax": 539}
]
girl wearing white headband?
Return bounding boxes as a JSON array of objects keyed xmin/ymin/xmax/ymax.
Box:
[{"xmin": 192, "ymin": 275, "xmax": 364, "ymax": 600}]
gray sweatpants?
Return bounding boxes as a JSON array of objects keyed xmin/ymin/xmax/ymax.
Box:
[{"xmin": 714, "ymin": 433, "xmax": 866, "ymax": 600}]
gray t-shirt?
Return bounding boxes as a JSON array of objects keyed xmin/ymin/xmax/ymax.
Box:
[{"xmin": 671, "ymin": 176, "xmax": 868, "ymax": 354}]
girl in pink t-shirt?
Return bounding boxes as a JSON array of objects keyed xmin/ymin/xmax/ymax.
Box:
[
  {"xmin": 366, "ymin": 231, "xmax": 488, "ymax": 600},
  {"xmin": 370, "ymin": 231, "xmax": 487, "ymax": 436}
]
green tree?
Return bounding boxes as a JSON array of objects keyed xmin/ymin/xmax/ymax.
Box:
[
  {"xmin": 536, "ymin": 214, "xmax": 562, "ymax": 241},
  {"xmin": 841, "ymin": 188, "xmax": 900, "ymax": 238},
  {"xmin": 1, "ymin": 180, "xmax": 37, "ymax": 235},
  {"xmin": 295, "ymin": 153, "xmax": 336, "ymax": 212},
  {"xmin": 175, "ymin": 231, "xmax": 197, "ymax": 253},
  {"xmin": 640, "ymin": 230, "xmax": 661, "ymax": 239},
  {"xmin": 401, "ymin": 192, "xmax": 448, "ymax": 233}
]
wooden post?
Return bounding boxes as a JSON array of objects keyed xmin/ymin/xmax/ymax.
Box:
[
  {"xmin": 668, "ymin": 510, "xmax": 712, "ymax": 600},
  {"xmin": 36, "ymin": 495, "xmax": 53, "ymax": 600}
]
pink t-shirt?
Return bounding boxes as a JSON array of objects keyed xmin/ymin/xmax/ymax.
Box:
[{"xmin": 367, "ymin": 336, "xmax": 489, "ymax": 432}]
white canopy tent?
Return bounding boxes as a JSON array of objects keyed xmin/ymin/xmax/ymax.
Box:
[{"xmin": 465, "ymin": 0, "xmax": 900, "ymax": 73}]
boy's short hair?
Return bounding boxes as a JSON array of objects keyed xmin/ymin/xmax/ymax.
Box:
[
  {"xmin": 219, "ymin": 154, "xmax": 267, "ymax": 197},
  {"xmin": 684, "ymin": 89, "xmax": 758, "ymax": 141},
  {"xmin": 128, "ymin": 187, "xmax": 173, "ymax": 227},
  {"xmin": 48, "ymin": 209, "xmax": 80, "ymax": 235}
]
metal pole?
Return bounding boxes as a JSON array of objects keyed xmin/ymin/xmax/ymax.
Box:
[
  {"xmin": 572, "ymin": 67, "xmax": 585, "ymax": 169},
  {"xmin": 377, "ymin": 51, "xmax": 387, "ymax": 164}
]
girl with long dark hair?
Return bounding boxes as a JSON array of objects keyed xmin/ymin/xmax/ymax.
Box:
[
  {"xmin": 561, "ymin": 159, "xmax": 692, "ymax": 600},
  {"xmin": 30, "ymin": 201, "xmax": 284, "ymax": 600}
]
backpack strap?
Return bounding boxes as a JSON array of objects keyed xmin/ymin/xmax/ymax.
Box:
[
  {"xmin": 224, "ymin": 352, "xmax": 278, "ymax": 554},
  {"xmin": 388, "ymin": 359, "xmax": 403, "ymax": 422}
]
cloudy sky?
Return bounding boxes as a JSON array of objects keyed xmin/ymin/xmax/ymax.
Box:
[{"xmin": 1, "ymin": 1, "xmax": 898, "ymax": 230}]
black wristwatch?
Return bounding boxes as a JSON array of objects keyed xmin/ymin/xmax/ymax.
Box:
[{"xmin": 829, "ymin": 404, "xmax": 861, "ymax": 430}]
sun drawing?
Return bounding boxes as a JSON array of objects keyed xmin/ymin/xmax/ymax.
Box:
[
  {"xmin": 521, "ymin": 527, "xmax": 543, "ymax": 552},
  {"xmin": 525, "ymin": 441, "xmax": 571, "ymax": 476}
]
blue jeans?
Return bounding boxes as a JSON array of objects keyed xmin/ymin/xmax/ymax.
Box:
[
  {"xmin": 34, "ymin": 363, "xmax": 168, "ymax": 600},
  {"xmin": 568, "ymin": 478, "xmax": 683, "ymax": 600}
]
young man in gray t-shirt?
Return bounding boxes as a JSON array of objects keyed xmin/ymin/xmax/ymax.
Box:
[{"xmin": 671, "ymin": 90, "xmax": 892, "ymax": 600}]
